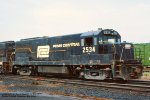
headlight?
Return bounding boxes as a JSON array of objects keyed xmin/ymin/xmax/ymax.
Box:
[{"xmin": 125, "ymin": 44, "xmax": 131, "ymax": 49}]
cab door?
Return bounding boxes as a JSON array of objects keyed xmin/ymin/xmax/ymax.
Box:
[{"xmin": 81, "ymin": 37, "xmax": 97, "ymax": 54}]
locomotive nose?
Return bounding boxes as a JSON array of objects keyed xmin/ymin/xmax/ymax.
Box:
[{"xmin": 118, "ymin": 43, "xmax": 134, "ymax": 60}]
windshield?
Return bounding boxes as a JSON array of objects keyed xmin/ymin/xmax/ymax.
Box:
[{"xmin": 99, "ymin": 36, "xmax": 120, "ymax": 44}]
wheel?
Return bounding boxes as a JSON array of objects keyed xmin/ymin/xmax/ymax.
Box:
[
  {"xmin": 19, "ymin": 67, "xmax": 32, "ymax": 76},
  {"xmin": 12, "ymin": 66, "xmax": 18, "ymax": 75},
  {"xmin": 0, "ymin": 66, "xmax": 3, "ymax": 74}
]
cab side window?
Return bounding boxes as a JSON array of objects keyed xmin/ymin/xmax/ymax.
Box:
[{"xmin": 84, "ymin": 37, "xmax": 93, "ymax": 46}]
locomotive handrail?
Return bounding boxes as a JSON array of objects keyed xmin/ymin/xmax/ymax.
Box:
[
  {"xmin": 49, "ymin": 50, "xmax": 66, "ymax": 52},
  {"xmin": 15, "ymin": 48, "xmax": 34, "ymax": 53}
]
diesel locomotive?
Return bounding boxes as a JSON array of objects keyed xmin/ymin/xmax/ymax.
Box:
[{"xmin": 0, "ymin": 29, "xmax": 143, "ymax": 80}]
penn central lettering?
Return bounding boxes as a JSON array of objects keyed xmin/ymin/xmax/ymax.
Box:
[
  {"xmin": 53, "ymin": 44, "xmax": 62, "ymax": 48},
  {"xmin": 53, "ymin": 42, "xmax": 80, "ymax": 48}
]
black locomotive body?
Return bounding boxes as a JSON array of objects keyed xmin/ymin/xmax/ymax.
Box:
[
  {"xmin": 0, "ymin": 41, "xmax": 15, "ymax": 73},
  {"xmin": 0, "ymin": 29, "xmax": 143, "ymax": 80}
]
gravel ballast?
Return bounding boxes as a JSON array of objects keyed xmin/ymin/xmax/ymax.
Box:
[{"xmin": 0, "ymin": 76, "xmax": 150, "ymax": 100}]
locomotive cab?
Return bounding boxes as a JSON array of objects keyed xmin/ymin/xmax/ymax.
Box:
[{"xmin": 80, "ymin": 29, "xmax": 143, "ymax": 80}]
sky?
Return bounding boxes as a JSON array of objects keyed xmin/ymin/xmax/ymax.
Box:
[{"xmin": 0, "ymin": 0, "xmax": 150, "ymax": 43}]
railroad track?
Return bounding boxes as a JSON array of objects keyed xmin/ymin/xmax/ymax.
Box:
[
  {"xmin": 1, "ymin": 75, "xmax": 150, "ymax": 93},
  {"xmin": 128, "ymin": 80, "xmax": 150, "ymax": 85}
]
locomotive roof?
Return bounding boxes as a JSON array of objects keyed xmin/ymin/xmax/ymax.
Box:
[
  {"xmin": 80, "ymin": 30, "xmax": 102, "ymax": 37},
  {"xmin": 0, "ymin": 41, "xmax": 14, "ymax": 43},
  {"xmin": 0, "ymin": 41, "xmax": 14, "ymax": 48},
  {"xmin": 19, "ymin": 29, "xmax": 119, "ymax": 42},
  {"xmin": 0, "ymin": 41, "xmax": 15, "ymax": 46}
]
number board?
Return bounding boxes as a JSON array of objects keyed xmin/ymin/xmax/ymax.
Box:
[{"xmin": 83, "ymin": 47, "xmax": 95, "ymax": 53}]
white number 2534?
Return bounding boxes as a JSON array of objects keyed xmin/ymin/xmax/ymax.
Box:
[{"xmin": 83, "ymin": 47, "xmax": 95, "ymax": 53}]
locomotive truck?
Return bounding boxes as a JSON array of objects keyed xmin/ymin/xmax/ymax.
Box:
[{"xmin": 0, "ymin": 29, "xmax": 143, "ymax": 80}]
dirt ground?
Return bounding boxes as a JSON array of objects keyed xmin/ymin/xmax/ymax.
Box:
[
  {"xmin": 0, "ymin": 80, "xmax": 110, "ymax": 100},
  {"xmin": 0, "ymin": 84, "xmax": 12, "ymax": 92},
  {"xmin": 140, "ymin": 76, "xmax": 150, "ymax": 80}
]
